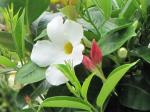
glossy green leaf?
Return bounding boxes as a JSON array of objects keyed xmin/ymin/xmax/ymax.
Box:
[
  {"xmin": 85, "ymin": 7, "xmax": 105, "ymax": 30},
  {"xmin": 140, "ymin": 0, "xmax": 148, "ymax": 21},
  {"xmin": 93, "ymin": 0, "xmax": 112, "ymax": 19},
  {"xmin": 96, "ymin": 61, "xmax": 138, "ymax": 110},
  {"xmin": 42, "ymin": 96, "xmax": 91, "ymax": 111},
  {"xmin": 80, "ymin": 7, "xmax": 132, "ymax": 40},
  {"xmin": 134, "ymin": 47, "xmax": 150, "ymax": 63},
  {"xmin": 16, "ymin": 61, "xmax": 46, "ymax": 84},
  {"xmin": 101, "ymin": 18, "xmax": 132, "ymax": 37},
  {"xmin": 0, "ymin": 56, "xmax": 16, "ymax": 67},
  {"xmin": 81, "ymin": 74, "xmax": 94, "ymax": 99},
  {"xmin": 99, "ymin": 22, "xmax": 137, "ymax": 56},
  {"xmin": 119, "ymin": 76, "xmax": 150, "ymax": 111},
  {"xmin": 119, "ymin": 0, "xmax": 139, "ymax": 19}
]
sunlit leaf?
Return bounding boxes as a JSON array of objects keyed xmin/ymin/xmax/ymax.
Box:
[
  {"xmin": 93, "ymin": 0, "xmax": 112, "ymax": 19},
  {"xmin": 0, "ymin": 56, "xmax": 16, "ymax": 67},
  {"xmin": 42, "ymin": 96, "xmax": 91, "ymax": 111},
  {"xmin": 81, "ymin": 73, "xmax": 94, "ymax": 99},
  {"xmin": 96, "ymin": 61, "xmax": 138, "ymax": 110}
]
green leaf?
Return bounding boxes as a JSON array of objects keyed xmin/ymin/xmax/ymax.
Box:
[
  {"xmin": 133, "ymin": 47, "xmax": 150, "ymax": 63},
  {"xmin": 80, "ymin": 7, "xmax": 132, "ymax": 40},
  {"xmin": 60, "ymin": 5, "xmax": 78, "ymax": 20},
  {"xmin": 14, "ymin": 9, "xmax": 25, "ymax": 59},
  {"xmin": 93, "ymin": 0, "xmax": 112, "ymax": 19},
  {"xmin": 0, "ymin": 0, "xmax": 9, "ymax": 7},
  {"xmin": 86, "ymin": 0, "xmax": 94, "ymax": 7},
  {"xmin": 31, "ymin": 80, "xmax": 51, "ymax": 99},
  {"xmin": 0, "ymin": 56, "xmax": 16, "ymax": 67},
  {"xmin": 34, "ymin": 29, "xmax": 47, "ymax": 41},
  {"xmin": 99, "ymin": 21, "xmax": 137, "ymax": 56},
  {"xmin": 42, "ymin": 96, "xmax": 91, "ymax": 111},
  {"xmin": 16, "ymin": 61, "xmax": 46, "ymax": 84},
  {"xmin": 119, "ymin": 0, "xmax": 139, "ymax": 19},
  {"xmin": 101, "ymin": 18, "xmax": 132, "ymax": 37},
  {"xmin": 10, "ymin": 0, "xmax": 49, "ymax": 24},
  {"xmin": 0, "ymin": 31, "xmax": 14, "ymax": 50},
  {"xmin": 140, "ymin": 0, "xmax": 148, "ymax": 21},
  {"xmin": 56, "ymin": 63, "xmax": 81, "ymax": 90},
  {"xmin": 96, "ymin": 61, "xmax": 138, "ymax": 110},
  {"xmin": 119, "ymin": 76, "xmax": 150, "ymax": 111},
  {"xmin": 81, "ymin": 74, "xmax": 94, "ymax": 99},
  {"xmin": 114, "ymin": 0, "xmax": 125, "ymax": 8}
]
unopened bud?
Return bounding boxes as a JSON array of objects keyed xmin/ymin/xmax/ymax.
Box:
[
  {"xmin": 90, "ymin": 39, "xmax": 103, "ymax": 64},
  {"xmin": 117, "ymin": 47, "xmax": 128, "ymax": 58},
  {"xmin": 82, "ymin": 55, "xmax": 95, "ymax": 71}
]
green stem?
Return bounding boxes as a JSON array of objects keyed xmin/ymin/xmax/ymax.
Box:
[
  {"xmin": 85, "ymin": 7, "xmax": 101, "ymax": 39},
  {"xmin": 87, "ymin": 101, "xmax": 99, "ymax": 112},
  {"xmin": 95, "ymin": 66, "xmax": 106, "ymax": 82}
]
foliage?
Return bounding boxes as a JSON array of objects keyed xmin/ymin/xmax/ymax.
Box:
[{"xmin": 0, "ymin": 0, "xmax": 150, "ymax": 112}]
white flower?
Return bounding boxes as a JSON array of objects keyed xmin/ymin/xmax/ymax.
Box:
[
  {"xmin": 31, "ymin": 16, "xmax": 84, "ymax": 86},
  {"xmin": 148, "ymin": 43, "xmax": 150, "ymax": 48}
]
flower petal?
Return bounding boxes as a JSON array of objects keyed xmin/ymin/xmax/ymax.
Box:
[
  {"xmin": 47, "ymin": 16, "xmax": 66, "ymax": 44},
  {"xmin": 70, "ymin": 44, "xmax": 84, "ymax": 66},
  {"xmin": 63, "ymin": 19, "xmax": 83, "ymax": 44},
  {"xmin": 46, "ymin": 66, "xmax": 68, "ymax": 86},
  {"xmin": 31, "ymin": 40, "xmax": 61, "ymax": 67}
]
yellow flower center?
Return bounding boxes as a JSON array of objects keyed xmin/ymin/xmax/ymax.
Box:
[{"xmin": 64, "ymin": 42, "xmax": 73, "ymax": 54}]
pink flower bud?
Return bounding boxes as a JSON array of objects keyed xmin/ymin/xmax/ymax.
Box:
[
  {"xmin": 90, "ymin": 39, "xmax": 102, "ymax": 65},
  {"xmin": 82, "ymin": 55, "xmax": 95, "ymax": 70}
]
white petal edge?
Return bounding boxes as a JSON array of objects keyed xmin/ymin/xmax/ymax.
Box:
[
  {"xmin": 148, "ymin": 43, "xmax": 150, "ymax": 48},
  {"xmin": 31, "ymin": 40, "xmax": 60, "ymax": 67},
  {"xmin": 63, "ymin": 19, "xmax": 84, "ymax": 44},
  {"xmin": 70, "ymin": 43, "xmax": 84, "ymax": 66},
  {"xmin": 47, "ymin": 15, "xmax": 66, "ymax": 44},
  {"xmin": 46, "ymin": 66, "xmax": 68, "ymax": 86}
]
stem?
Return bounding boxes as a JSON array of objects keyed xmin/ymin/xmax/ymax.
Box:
[
  {"xmin": 108, "ymin": 54, "xmax": 120, "ymax": 66},
  {"xmin": 87, "ymin": 101, "xmax": 99, "ymax": 112},
  {"xmin": 95, "ymin": 66, "xmax": 106, "ymax": 82},
  {"xmin": 96, "ymin": 65, "xmax": 118, "ymax": 96},
  {"xmin": 85, "ymin": 7, "xmax": 102, "ymax": 39}
]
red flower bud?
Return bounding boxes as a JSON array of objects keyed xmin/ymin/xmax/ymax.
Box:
[
  {"xmin": 82, "ymin": 55, "xmax": 95, "ymax": 70},
  {"xmin": 90, "ymin": 39, "xmax": 102, "ymax": 65}
]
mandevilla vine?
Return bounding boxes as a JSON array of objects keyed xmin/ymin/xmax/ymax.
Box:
[{"xmin": 0, "ymin": 0, "xmax": 150, "ymax": 112}]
